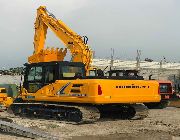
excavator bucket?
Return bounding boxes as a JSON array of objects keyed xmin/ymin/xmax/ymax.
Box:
[
  {"xmin": 0, "ymin": 84, "xmax": 18, "ymax": 109},
  {"xmin": 0, "ymin": 84, "xmax": 19, "ymax": 98}
]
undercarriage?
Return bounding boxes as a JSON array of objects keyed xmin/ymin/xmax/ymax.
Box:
[{"xmin": 8, "ymin": 102, "xmax": 148, "ymax": 123}]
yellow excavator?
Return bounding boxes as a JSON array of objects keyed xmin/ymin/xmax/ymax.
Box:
[
  {"xmin": 0, "ymin": 88, "xmax": 13, "ymax": 109},
  {"xmin": 8, "ymin": 6, "xmax": 161, "ymax": 123}
]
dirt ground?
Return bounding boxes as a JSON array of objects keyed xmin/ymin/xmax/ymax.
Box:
[{"xmin": 0, "ymin": 107, "xmax": 180, "ymax": 140}]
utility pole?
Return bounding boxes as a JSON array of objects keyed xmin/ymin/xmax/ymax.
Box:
[
  {"xmin": 178, "ymin": 69, "xmax": 180, "ymax": 79},
  {"xmin": 160, "ymin": 60, "xmax": 162, "ymax": 69},
  {"xmin": 158, "ymin": 60, "xmax": 163, "ymax": 80},
  {"xmin": 92, "ymin": 51, "xmax": 95, "ymax": 59},
  {"xmin": 110, "ymin": 48, "xmax": 115, "ymax": 70},
  {"xmin": 136, "ymin": 50, "xmax": 141, "ymax": 70}
]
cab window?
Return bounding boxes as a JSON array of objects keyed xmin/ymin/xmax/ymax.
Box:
[
  {"xmin": 61, "ymin": 66, "xmax": 84, "ymax": 78},
  {"xmin": 89, "ymin": 70, "xmax": 96, "ymax": 76},
  {"xmin": 28, "ymin": 66, "xmax": 43, "ymax": 81},
  {"xmin": 45, "ymin": 66, "xmax": 56, "ymax": 83}
]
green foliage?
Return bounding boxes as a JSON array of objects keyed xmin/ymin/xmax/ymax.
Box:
[{"xmin": 0, "ymin": 67, "xmax": 24, "ymax": 75}]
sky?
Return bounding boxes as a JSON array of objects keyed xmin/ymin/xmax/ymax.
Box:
[{"xmin": 0, "ymin": 0, "xmax": 180, "ymax": 68}]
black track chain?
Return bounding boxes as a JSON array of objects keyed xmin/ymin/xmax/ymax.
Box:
[{"xmin": 8, "ymin": 103, "xmax": 100, "ymax": 124}]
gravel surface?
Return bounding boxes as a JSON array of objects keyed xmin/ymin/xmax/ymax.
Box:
[{"xmin": 0, "ymin": 107, "xmax": 180, "ymax": 140}]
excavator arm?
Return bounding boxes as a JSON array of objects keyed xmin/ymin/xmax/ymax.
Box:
[{"xmin": 28, "ymin": 6, "xmax": 92, "ymax": 72}]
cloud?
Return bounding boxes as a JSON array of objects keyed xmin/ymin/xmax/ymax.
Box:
[{"xmin": 0, "ymin": 0, "xmax": 180, "ymax": 68}]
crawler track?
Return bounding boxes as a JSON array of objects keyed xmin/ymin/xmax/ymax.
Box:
[
  {"xmin": 98, "ymin": 103, "xmax": 148, "ymax": 120},
  {"xmin": 8, "ymin": 103, "xmax": 100, "ymax": 124},
  {"xmin": 8, "ymin": 103, "xmax": 148, "ymax": 124}
]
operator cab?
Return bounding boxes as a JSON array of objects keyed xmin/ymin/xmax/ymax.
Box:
[{"xmin": 23, "ymin": 61, "xmax": 85, "ymax": 93}]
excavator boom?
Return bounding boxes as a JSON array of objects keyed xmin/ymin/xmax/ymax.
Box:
[{"xmin": 29, "ymin": 6, "xmax": 92, "ymax": 72}]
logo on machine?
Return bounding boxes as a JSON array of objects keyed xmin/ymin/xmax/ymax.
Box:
[
  {"xmin": 57, "ymin": 82, "xmax": 71, "ymax": 95},
  {"xmin": 57, "ymin": 82, "xmax": 87, "ymax": 97},
  {"xmin": 116, "ymin": 84, "xmax": 150, "ymax": 89}
]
